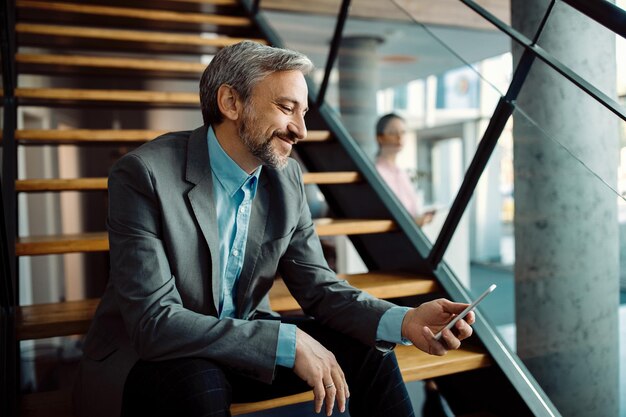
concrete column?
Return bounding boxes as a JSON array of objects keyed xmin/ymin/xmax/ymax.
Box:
[
  {"xmin": 338, "ymin": 36, "xmax": 382, "ymax": 160},
  {"xmin": 511, "ymin": 2, "xmax": 619, "ymax": 416}
]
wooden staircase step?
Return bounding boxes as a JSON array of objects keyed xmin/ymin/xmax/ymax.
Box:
[
  {"xmin": 16, "ymin": 178, "xmax": 108, "ymax": 192},
  {"xmin": 15, "ymin": 87, "xmax": 199, "ymax": 107},
  {"xmin": 302, "ymin": 171, "xmax": 361, "ymax": 185},
  {"xmin": 16, "ymin": 1, "xmax": 252, "ymax": 28},
  {"xmin": 9, "ymin": 129, "xmax": 169, "ymax": 144},
  {"xmin": 269, "ymin": 272, "xmax": 438, "ymax": 312},
  {"xmin": 396, "ymin": 343, "xmax": 491, "ymax": 381},
  {"xmin": 15, "ymin": 219, "xmax": 395, "ymax": 256},
  {"xmin": 17, "ymin": 272, "xmax": 437, "ymax": 340},
  {"xmin": 15, "ymin": 172, "xmax": 361, "ymax": 192},
  {"xmin": 15, "ymin": 232, "xmax": 109, "ymax": 256},
  {"xmin": 3, "ymin": 129, "xmax": 332, "ymax": 144},
  {"xmin": 20, "ymin": 346, "xmax": 490, "ymax": 416},
  {"xmin": 234, "ymin": 344, "xmax": 492, "ymax": 414},
  {"xmin": 16, "ymin": 53, "xmax": 206, "ymax": 78},
  {"xmin": 16, "ymin": 23, "xmax": 266, "ymax": 53},
  {"xmin": 315, "ymin": 218, "xmax": 396, "ymax": 236},
  {"xmin": 152, "ymin": 0, "xmax": 238, "ymax": 4},
  {"xmin": 17, "ymin": 298, "xmax": 100, "ymax": 340}
]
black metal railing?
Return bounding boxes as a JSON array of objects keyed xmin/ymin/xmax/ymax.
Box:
[
  {"xmin": 245, "ymin": 0, "xmax": 626, "ymax": 415},
  {"xmin": 2, "ymin": 0, "xmax": 623, "ymax": 415},
  {"xmin": 0, "ymin": 0, "xmax": 17, "ymax": 415}
]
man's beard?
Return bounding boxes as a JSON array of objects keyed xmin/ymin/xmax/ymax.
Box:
[{"xmin": 238, "ymin": 108, "xmax": 295, "ymax": 170}]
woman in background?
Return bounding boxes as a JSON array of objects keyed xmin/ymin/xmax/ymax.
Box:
[{"xmin": 375, "ymin": 113, "xmax": 434, "ymax": 226}]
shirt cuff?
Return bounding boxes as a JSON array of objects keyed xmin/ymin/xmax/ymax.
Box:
[
  {"xmin": 376, "ymin": 306, "xmax": 412, "ymax": 345},
  {"xmin": 276, "ymin": 323, "xmax": 297, "ymax": 368}
]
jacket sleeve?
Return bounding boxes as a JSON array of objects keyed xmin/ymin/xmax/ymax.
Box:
[
  {"xmin": 107, "ymin": 152, "xmax": 280, "ymax": 383},
  {"xmin": 278, "ymin": 163, "xmax": 396, "ymax": 347}
]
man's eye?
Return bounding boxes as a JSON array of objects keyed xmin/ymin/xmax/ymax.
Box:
[{"xmin": 280, "ymin": 105, "xmax": 293, "ymax": 113}]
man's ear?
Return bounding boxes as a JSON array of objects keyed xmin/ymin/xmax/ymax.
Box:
[{"xmin": 217, "ymin": 84, "xmax": 242, "ymax": 121}]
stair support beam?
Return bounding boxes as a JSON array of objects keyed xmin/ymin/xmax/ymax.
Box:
[{"xmin": 0, "ymin": 0, "xmax": 18, "ymax": 414}]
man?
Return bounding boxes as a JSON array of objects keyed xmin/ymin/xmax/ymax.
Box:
[{"xmin": 74, "ymin": 41, "xmax": 475, "ymax": 417}]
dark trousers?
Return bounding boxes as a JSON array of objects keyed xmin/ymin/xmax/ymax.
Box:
[{"xmin": 120, "ymin": 320, "xmax": 414, "ymax": 417}]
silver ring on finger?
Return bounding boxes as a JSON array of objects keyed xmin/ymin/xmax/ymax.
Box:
[{"xmin": 325, "ymin": 383, "xmax": 335, "ymax": 389}]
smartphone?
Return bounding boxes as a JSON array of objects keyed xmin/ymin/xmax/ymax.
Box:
[{"xmin": 433, "ymin": 284, "xmax": 496, "ymax": 341}]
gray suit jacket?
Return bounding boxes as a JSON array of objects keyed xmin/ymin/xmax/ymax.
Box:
[{"xmin": 73, "ymin": 126, "xmax": 396, "ymax": 417}]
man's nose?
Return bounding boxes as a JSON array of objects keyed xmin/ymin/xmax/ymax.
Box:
[{"xmin": 290, "ymin": 114, "xmax": 307, "ymax": 141}]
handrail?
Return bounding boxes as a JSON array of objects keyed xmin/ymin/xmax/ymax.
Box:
[
  {"xmin": 460, "ymin": 0, "xmax": 626, "ymax": 122},
  {"xmin": 428, "ymin": 47, "xmax": 535, "ymax": 268},
  {"xmin": 561, "ymin": 0, "xmax": 626, "ymax": 40},
  {"xmin": 246, "ymin": 1, "xmax": 565, "ymax": 415},
  {"xmin": 316, "ymin": 0, "xmax": 351, "ymax": 107},
  {"xmin": 318, "ymin": 92, "xmax": 561, "ymax": 417}
]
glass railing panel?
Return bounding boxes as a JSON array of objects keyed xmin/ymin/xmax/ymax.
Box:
[
  {"xmin": 444, "ymin": 103, "xmax": 625, "ymax": 417},
  {"xmin": 394, "ymin": 0, "xmax": 549, "ymax": 44},
  {"xmin": 323, "ymin": 0, "xmax": 506, "ymax": 250},
  {"xmin": 259, "ymin": 0, "xmax": 343, "ymax": 98},
  {"xmin": 515, "ymin": 54, "xmax": 626, "ymax": 199},
  {"xmin": 535, "ymin": 0, "xmax": 626, "ymax": 119},
  {"xmin": 391, "ymin": 0, "xmax": 514, "ymax": 97}
]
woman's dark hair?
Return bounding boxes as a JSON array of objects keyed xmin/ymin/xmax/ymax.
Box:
[{"xmin": 375, "ymin": 113, "xmax": 405, "ymax": 136}]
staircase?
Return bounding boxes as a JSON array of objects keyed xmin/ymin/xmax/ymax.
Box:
[{"xmin": 1, "ymin": 0, "xmax": 533, "ymax": 416}]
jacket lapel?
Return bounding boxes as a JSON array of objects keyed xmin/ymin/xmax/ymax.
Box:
[
  {"xmin": 185, "ymin": 125, "xmax": 221, "ymax": 314},
  {"xmin": 236, "ymin": 171, "xmax": 270, "ymax": 318}
]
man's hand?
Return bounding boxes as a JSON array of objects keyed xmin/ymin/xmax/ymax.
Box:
[
  {"xmin": 401, "ymin": 299, "xmax": 475, "ymax": 356},
  {"xmin": 293, "ymin": 328, "xmax": 349, "ymax": 415}
]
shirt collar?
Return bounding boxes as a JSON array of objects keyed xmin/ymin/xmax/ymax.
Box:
[{"xmin": 207, "ymin": 126, "xmax": 262, "ymax": 197}]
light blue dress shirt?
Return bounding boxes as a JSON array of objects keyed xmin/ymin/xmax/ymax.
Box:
[{"xmin": 207, "ymin": 127, "xmax": 409, "ymax": 369}]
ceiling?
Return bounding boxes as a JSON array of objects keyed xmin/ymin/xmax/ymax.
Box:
[
  {"xmin": 261, "ymin": 0, "xmax": 510, "ymax": 30},
  {"xmin": 262, "ymin": 2, "xmax": 512, "ymax": 91}
]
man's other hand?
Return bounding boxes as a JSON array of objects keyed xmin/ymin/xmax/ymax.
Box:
[
  {"xmin": 293, "ymin": 328, "xmax": 349, "ymax": 415},
  {"xmin": 401, "ymin": 299, "xmax": 475, "ymax": 356}
]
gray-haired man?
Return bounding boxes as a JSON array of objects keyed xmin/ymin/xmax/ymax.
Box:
[{"xmin": 74, "ymin": 41, "xmax": 474, "ymax": 417}]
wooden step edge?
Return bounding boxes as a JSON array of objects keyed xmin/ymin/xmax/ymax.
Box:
[
  {"xmin": 17, "ymin": 1, "xmax": 252, "ymax": 27},
  {"xmin": 17, "ymin": 299, "xmax": 100, "ymax": 340},
  {"xmin": 11, "ymin": 129, "xmax": 168, "ymax": 143},
  {"xmin": 314, "ymin": 218, "xmax": 397, "ymax": 236},
  {"xmin": 17, "ymin": 272, "xmax": 437, "ymax": 340},
  {"xmin": 15, "ymin": 172, "xmax": 360, "ymax": 191},
  {"xmin": 162, "ymin": 0, "xmax": 238, "ymax": 4},
  {"xmin": 16, "ymin": 53, "xmax": 206, "ymax": 74},
  {"xmin": 15, "ymin": 232, "xmax": 109, "ymax": 256},
  {"xmin": 16, "ymin": 178, "xmax": 108, "ymax": 192},
  {"xmin": 269, "ymin": 272, "xmax": 438, "ymax": 312},
  {"xmin": 19, "ymin": 346, "xmax": 490, "ymax": 416},
  {"xmin": 15, "ymin": 88, "xmax": 199, "ymax": 105},
  {"xmin": 396, "ymin": 344, "xmax": 492, "ymax": 382},
  {"xmin": 233, "ymin": 345, "xmax": 491, "ymax": 414},
  {"xmin": 152, "ymin": 0, "xmax": 238, "ymax": 5},
  {"xmin": 16, "ymin": 23, "xmax": 268, "ymax": 47},
  {"xmin": 302, "ymin": 130, "xmax": 332, "ymax": 142},
  {"xmin": 2, "ymin": 129, "xmax": 331, "ymax": 144},
  {"xmin": 303, "ymin": 171, "xmax": 361, "ymax": 185},
  {"xmin": 15, "ymin": 220, "xmax": 394, "ymax": 256},
  {"xmin": 231, "ymin": 391, "xmax": 314, "ymax": 415}
]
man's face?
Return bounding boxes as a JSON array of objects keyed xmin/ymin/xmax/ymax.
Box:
[{"xmin": 238, "ymin": 70, "xmax": 308, "ymax": 170}]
